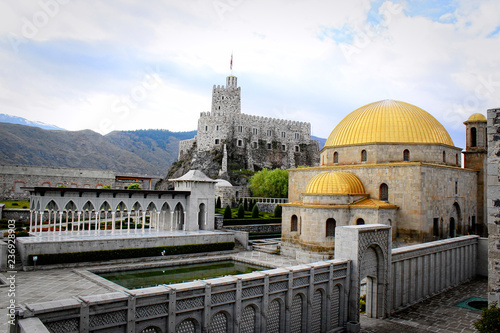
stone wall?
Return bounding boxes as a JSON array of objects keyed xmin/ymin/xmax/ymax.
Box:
[
  {"xmin": 390, "ymin": 235, "xmax": 478, "ymax": 312},
  {"xmin": 487, "ymin": 107, "xmax": 500, "ymax": 305},
  {"xmin": 2, "ymin": 209, "xmax": 30, "ymax": 222},
  {"xmin": 15, "ymin": 259, "xmax": 350, "ymax": 333},
  {"xmin": 0, "ymin": 165, "xmax": 116, "ymax": 200}
]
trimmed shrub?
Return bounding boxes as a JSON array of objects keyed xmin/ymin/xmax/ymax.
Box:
[
  {"xmin": 474, "ymin": 302, "xmax": 500, "ymax": 333},
  {"xmin": 237, "ymin": 204, "xmax": 245, "ymax": 218},
  {"xmin": 243, "ymin": 198, "xmax": 248, "ymax": 211},
  {"xmin": 274, "ymin": 204, "xmax": 282, "ymax": 218},
  {"xmin": 216, "ymin": 197, "xmax": 222, "ymax": 209},
  {"xmin": 223, "ymin": 205, "xmax": 232, "ymax": 219},
  {"xmin": 251, "ymin": 205, "xmax": 259, "ymax": 218}
]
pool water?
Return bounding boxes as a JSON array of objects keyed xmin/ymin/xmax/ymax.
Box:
[{"xmin": 98, "ymin": 260, "xmax": 268, "ymax": 289}]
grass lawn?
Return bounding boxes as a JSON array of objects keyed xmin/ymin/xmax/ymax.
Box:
[{"xmin": 0, "ymin": 200, "xmax": 30, "ymax": 209}]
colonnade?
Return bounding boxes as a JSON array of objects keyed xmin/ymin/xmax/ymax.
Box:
[{"xmin": 28, "ymin": 207, "xmax": 186, "ymax": 236}]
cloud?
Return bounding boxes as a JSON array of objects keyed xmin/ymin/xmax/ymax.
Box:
[{"xmin": 0, "ymin": 0, "xmax": 498, "ymax": 151}]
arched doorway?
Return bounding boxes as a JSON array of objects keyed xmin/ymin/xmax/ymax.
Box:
[
  {"xmin": 356, "ymin": 218, "xmax": 365, "ymax": 225},
  {"xmin": 450, "ymin": 202, "xmax": 461, "ymax": 237},
  {"xmin": 198, "ymin": 203, "xmax": 206, "ymax": 230},
  {"xmin": 174, "ymin": 203, "xmax": 184, "ymax": 231},
  {"xmin": 359, "ymin": 245, "xmax": 385, "ymax": 318}
]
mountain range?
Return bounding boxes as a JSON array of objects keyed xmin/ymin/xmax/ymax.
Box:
[{"xmin": 0, "ymin": 114, "xmax": 326, "ymax": 176}]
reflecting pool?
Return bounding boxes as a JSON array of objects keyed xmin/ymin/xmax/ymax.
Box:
[{"xmin": 98, "ymin": 260, "xmax": 268, "ymax": 289}]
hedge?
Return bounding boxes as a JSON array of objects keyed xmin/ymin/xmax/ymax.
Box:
[
  {"xmin": 223, "ymin": 217, "xmax": 281, "ymax": 226},
  {"xmin": 28, "ymin": 242, "xmax": 235, "ymax": 265}
]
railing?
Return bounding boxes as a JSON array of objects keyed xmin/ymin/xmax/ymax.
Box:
[{"xmin": 241, "ymin": 197, "xmax": 288, "ymax": 204}]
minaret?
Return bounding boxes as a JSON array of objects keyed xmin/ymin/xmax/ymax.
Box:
[{"xmin": 463, "ymin": 113, "xmax": 488, "ymax": 236}]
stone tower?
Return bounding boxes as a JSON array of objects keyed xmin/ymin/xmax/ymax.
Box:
[
  {"xmin": 463, "ymin": 113, "xmax": 488, "ymax": 236},
  {"xmin": 211, "ymin": 75, "xmax": 241, "ymax": 114}
]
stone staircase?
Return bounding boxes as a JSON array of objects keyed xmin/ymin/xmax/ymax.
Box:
[{"xmin": 251, "ymin": 238, "xmax": 281, "ymax": 254}]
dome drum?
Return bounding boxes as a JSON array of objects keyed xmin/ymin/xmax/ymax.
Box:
[
  {"xmin": 302, "ymin": 193, "xmax": 368, "ymax": 205},
  {"xmin": 321, "ymin": 143, "xmax": 462, "ymax": 167}
]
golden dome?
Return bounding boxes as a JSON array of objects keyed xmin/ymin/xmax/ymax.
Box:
[
  {"xmin": 465, "ymin": 113, "xmax": 487, "ymax": 123},
  {"xmin": 305, "ymin": 171, "xmax": 365, "ymax": 195},
  {"xmin": 325, "ymin": 100, "xmax": 454, "ymax": 147}
]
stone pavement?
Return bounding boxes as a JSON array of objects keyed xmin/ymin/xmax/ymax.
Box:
[{"xmin": 0, "ymin": 250, "xmax": 488, "ymax": 333}]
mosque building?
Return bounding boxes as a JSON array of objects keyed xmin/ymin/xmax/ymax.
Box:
[{"xmin": 281, "ymin": 99, "xmax": 487, "ymax": 261}]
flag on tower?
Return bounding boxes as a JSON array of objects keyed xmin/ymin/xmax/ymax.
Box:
[{"xmin": 230, "ymin": 53, "xmax": 233, "ymax": 71}]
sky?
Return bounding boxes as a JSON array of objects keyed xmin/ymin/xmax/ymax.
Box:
[{"xmin": 1, "ymin": 0, "xmax": 499, "ymax": 149}]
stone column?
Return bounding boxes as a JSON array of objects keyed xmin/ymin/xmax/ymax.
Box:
[
  {"xmin": 58, "ymin": 211, "xmax": 63, "ymax": 235},
  {"xmin": 142, "ymin": 211, "xmax": 146, "ymax": 232},
  {"xmin": 111, "ymin": 212, "xmax": 116, "ymax": 232},
  {"xmin": 29, "ymin": 210, "xmax": 33, "ymax": 233},
  {"xmin": 77, "ymin": 211, "xmax": 81, "ymax": 233},
  {"xmin": 127, "ymin": 211, "xmax": 131, "ymax": 233},
  {"xmin": 170, "ymin": 211, "xmax": 174, "ymax": 231},
  {"xmin": 39, "ymin": 211, "xmax": 43, "ymax": 235}
]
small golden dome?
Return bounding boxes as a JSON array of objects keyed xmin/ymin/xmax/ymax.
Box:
[
  {"xmin": 465, "ymin": 113, "xmax": 487, "ymax": 123},
  {"xmin": 325, "ymin": 100, "xmax": 454, "ymax": 147},
  {"xmin": 305, "ymin": 171, "xmax": 365, "ymax": 195}
]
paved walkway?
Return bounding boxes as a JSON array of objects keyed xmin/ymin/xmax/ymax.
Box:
[{"xmin": 0, "ymin": 251, "xmax": 487, "ymax": 333}]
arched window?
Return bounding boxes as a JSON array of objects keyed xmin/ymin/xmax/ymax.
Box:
[
  {"xmin": 326, "ymin": 218, "xmax": 336, "ymax": 237},
  {"xmin": 356, "ymin": 218, "xmax": 365, "ymax": 225},
  {"xmin": 291, "ymin": 215, "xmax": 298, "ymax": 232},
  {"xmin": 361, "ymin": 150, "xmax": 367, "ymax": 162},
  {"xmin": 403, "ymin": 149, "xmax": 410, "ymax": 161},
  {"xmin": 334, "ymin": 152, "xmax": 338, "ymax": 164},
  {"xmin": 471, "ymin": 127, "xmax": 477, "ymax": 147},
  {"xmin": 379, "ymin": 183, "xmax": 388, "ymax": 201},
  {"xmin": 442, "ymin": 151, "xmax": 446, "ymax": 163}
]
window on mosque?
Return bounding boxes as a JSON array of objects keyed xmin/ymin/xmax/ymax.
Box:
[
  {"xmin": 291, "ymin": 215, "xmax": 298, "ymax": 232},
  {"xmin": 294, "ymin": 132, "xmax": 300, "ymax": 140},
  {"xmin": 205, "ymin": 126, "xmax": 208, "ymax": 131},
  {"xmin": 295, "ymin": 145, "xmax": 300, "ymax": 152},
  {"xmin": 334, "ymin": 152, "xmax": 338, "ymax": 164},
  {"xmin": 361, "ymin": 150, "xmax": 367, "ymax": 162},
  {"xmin": 216, "ymin": 125, "xmax": 219, "ymax": 131},
  {"xmin": 253, "ymin": 128, "xmax": 258, "ymax": 135},
  {"xmin": 238, "ymin": 126, "xmax": 243, "ymax": 132},
  {"xmin": 281, "ymin": 131, "xmax": 286, "ymax": 138},
  {"xmin": 455, "ymin": 181, "xmax": 458, "ymax": 195},
  {"xmin": 471, "ymin": 216, "xmax": 476, "ymax": 234},
  {"xmin": 449, "ymin": 218, "xmax": 456, "ymax": 237},
  {"xmin": 267, "ymin": 130, "xmax": 273, "ymax": 136},
  {"xmin": 379, "ymin": 183, "xmax": 388, "ymax": 201},
  {"xmin": 442, "ymin": 151, "xmax": 446, "ymax": 163},
  {"xmin": 326, "ymin": 218, "xmax": 336, "ymax": 237},
  {"xmin": 403, "ymin": 149, "xmax": 410, "ymax": 161},
  {"xmin": 237, "ymin": 139, "xmax": 243, "ymax": 147},
  {"xmin": 356, "ymin": 218, "xmax": 365, "ymax": 225},
  {"xmin": 471, "ymin": 127, "xmax": 477, "ymax": 147}
]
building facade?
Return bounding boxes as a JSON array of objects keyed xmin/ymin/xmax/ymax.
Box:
[{"xmin": 283, "ymin": 100, "xmax": 484, "ymax": 260}]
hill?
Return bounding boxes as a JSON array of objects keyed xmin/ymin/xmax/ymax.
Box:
[{"xmin": 0, "ymin": 122, "xmax": 196, "ymax": 176}]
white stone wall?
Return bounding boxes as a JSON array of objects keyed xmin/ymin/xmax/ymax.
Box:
[{"xmin": 487, "ymin": 107, "xmax": 500, "ymax": 304}]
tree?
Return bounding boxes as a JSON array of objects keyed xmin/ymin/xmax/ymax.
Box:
[
  {"xmin": 251, "ymin": 204, "xmax": 260, "ymax": 218},
  {"xmin": 243, "ymin": 198, "xmax": 248, "ymax": 211},
  {"xmin": 128, "ymin": 184, "xmax": 142, "ymax": 190},
  {"xmin": 216, "ymin": 197, "xmax": 222, "ymax": 209},
  {"xmin": 102, "ymin": 184, "xmax": 112, "ymax": 189},
  {"xmin": 237, "ymin": 204, "xmax": 245, "ymax": 218},
  {"xmin": 223, "ymin": 205, "xmax": 232, "ymax": 219},
  {"xmin": 274, "ymin": 204, "xmax": 282, "ymax": 218},
  {"xmin": 249, "ymin": 168, "xmax": 288, "ymax": 198}
]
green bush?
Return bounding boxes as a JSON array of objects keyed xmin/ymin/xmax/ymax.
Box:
[
  {"xmin": 243, "ymin": 198, "xmax": 248, "ymax": 211},
  {"xmin": 237, "ymin": 204, "xmax": 245, "ymax": 218},
  {"xmin": 251, "ymin": 205, "xmax": 259, "ymax": 218},
  {"xmin": 127, "ymin": 184, "xmax": 142, "ymax": 190},
  {"xmin": 474, "ymin": 302, "xmax": 500, "ymax": 333},
  {"xmin": 28, "ymin": 242, "xmax": 235, "ymax": 265},
  {"xmin": 216, "ymin": 197, "xmax": 222, "ymax": 209},
  {"xmin": 274, "ymin": 204, "xmax": 282, "ymax": 218},
  {"xmin": 223, "ymin": 205, "xmax": 232, "ymax": 219}
]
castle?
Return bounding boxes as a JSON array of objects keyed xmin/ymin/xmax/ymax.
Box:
[{"xmin": 178, "ymin": 75, "xmax": 319, "ymax": 174}]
